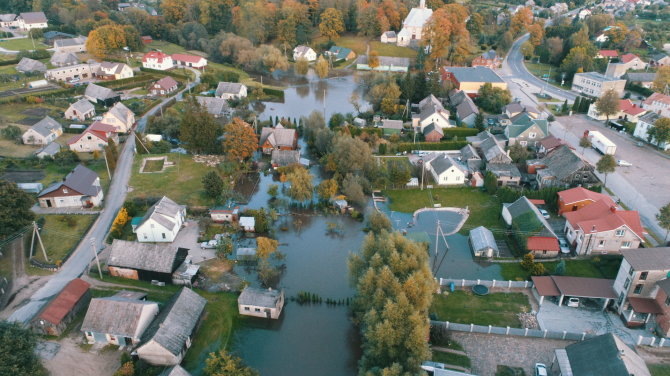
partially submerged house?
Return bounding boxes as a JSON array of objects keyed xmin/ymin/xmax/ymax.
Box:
[
  {"xmin": 238, "ymin": 286, "xmax": 285, "ymax": 319},
  {"xmin": 106, "ymin": 239, "xmax": 190, "ymax": 284},
  {"xmin": 81, "ymin": 293, "xmax": 159, "ymax": 346},
  {"xmin": 259, "ymin": 126, "xmax": 298, "ymax": 154},
  {"xmin": 37, "ymin": 164, "xmax": 103, "ymax": 208},
  {"xmin": 271, "ymin": 149, "xmax": 300, "ymax": 168},
  {"xmin": 469, "ymin": 226, "xmax": 498, "ymax": 258},
  {"xmin": 134, "ymin": 196, "xmax": 186, "ymax": 242},
  {"xmin": 215, "ymin": 82, "xmax": 247, "ymax": 100},
  {"xmin": 210, "ymin": 202, "xmax": 240, "ymax": 223},
  {"xmin": 239, "ymin": 216, "xmax": 255, "ymax": 232},
  {"xmin": 30, "ymin": 278, "xmax": 90, "ymax": 336},
  {"xmin": 136, "ymin": 288, "xmax": 207, "ymax": 366}
]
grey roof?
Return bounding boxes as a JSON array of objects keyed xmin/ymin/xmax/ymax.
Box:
[
  {"xmin": 625, "ymin": 72, "xmax": 656, "ymax": 82},
  {"xmin": 423, "ymin": 122, "xmax": 443, "ymax": 136},
  {"xmin": 456, "ymin": 98, "xmax": 479, "ymax": 120},
  {"xmin": 50, "ymin": 51, "xmax": 79, "ymax": 66},
  {"xmin": 565, "ymin": 333, "xmax": 649, "ymax": 376},
  {"xmin": 138, "ymin": 196, "xmax": 184, "ymax": 231},
  {"xmin": 448, "ymin": 89, "xmax": 469, "ymax": 106},
  {"xmin": 540, "ymin": 145, "xmax": 589, "ymax": 182},
  {"xmin": 54, "ymin": 36, "xmax": 87, "ymax": 48},
  {"xmin": 68, "ymin": 98, "xmax": 95, "ymax": 114},
  {"xmin": 38, "ymin": 164, "xmax": 100, "ymax": 197},
  {"xmin": 35, "ymin": 142, "xmax": 61, "ymax": 157},
  {"xmin": 260, "ymin": 127, "xmax": 296, "ymax": 149},
  {"xmin": 505, "ymin": 196, "xmax": 557, "ymax": 238},
  {"xmin": 106, "ymin": 102, "xmax": 133, "ymax": 124},
  {"xmin": 487, "ymin": 163, "xmax": 521, "ymax": 178},
  {"xmin": 139, "ymin": 288, "xmax": 206, "ymax": 356},
  {"xmin": 638, "ymin": 111, "xmax": 661, "ymax": 125},
  {"xmin": 271, "ymin": 149, "xmax": 300, "ymax": 167},
  {"xmin": 16, "ymin": 57, "xmax": 46, "ymax": 72},
  {"xmin": 85, "ymin": 83, "xmax": 118, "ymax": 101},
  {"xmin": 480, "ymin": 134, "xmax": 511, "ymax": 163},
  {"xmin": 460, "ymin": 144, "xmax": 480, "ymax": 160},
  {"xmin": 621, "ymin": 248, "xmax": 670, "ymax": 271},
  {"xmin": 575, "ymin": 71, "xmax": 623, "ymax": 82},
  {"xmin": 443, "ymin": 66, "xmax": 505, "ymax": 83},
  {"xmin": 107, "ymin": 239, "xmax": 187, "ymax": 273},
  {"xmin": 382, "ymin": 119, "xmax": 403, "ymax": 130},
  {"xmin": 0, "ymin": 14, "xmax": 17, "ymax": 22},
  {"xmin": 29, "ymin": 116, "xmax": 61, "ymax": 137},
  {"xmin": 505, "ymin": 102, "xmax": 525, "ymax": 114},
  {"xmin": 430, "ymin": 154, "xmax": 464, "ymax": 175},
  {"xmin": 19, "ymin": 11, "xmax": 47, "ymax": 24},
  {"xmin": 652, "ymin": 52, "xmax": 669, "ymax": 62},
  {"xmin": 215, "ymin": 81, "xmax": 245, "ymax": 97},
  {"xmin": 469, "ymin": 226, "xmax": 498, "ymax": 253},
  {"xmin": 196, "ymin": 96, "xmax": 229, "ymax": 116},
  {"xmin": 81, "ymin": 296, "xmax": 157, "ymax": 337},
  {"xmin": 161, "ymin": 365, "xmax": 192, "ymax": 376},
  {"xmin": 238, "ymin": 286, "xmax": 282, "ymax": 308},
  {"xmin": 383, "ymin": 31, "xmax": 396, "ymax": 38},
  {"xmin": 481, "ymin": 50, "xmax": 498, "ymax": 60},
  {"xmin": 417, "ymin": 94, "xmax": 448, "ymax": 122},
  {"xmin": 99, "ymin": 61, "xmax": 128, "ymax": 74}
]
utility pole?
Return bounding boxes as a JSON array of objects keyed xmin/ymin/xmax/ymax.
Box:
[
  {"xmin": 420, "ymin": 160, "xmax": 425, "ymax": 190},
  {"xmin": 102, "ymin": 148, "xmax": 111, "ymax": 180},
  {"xmin": 32, "ymin": 221, "xmax": 48, "ymax": 262},
  {"xmin": 90, "ymin": 237, "xmax": 102, "ymax": 279}
]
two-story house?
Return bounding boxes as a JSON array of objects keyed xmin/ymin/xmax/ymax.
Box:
[
  {"xmin": 642, "ymin": 92, "xmax": 670, "ymax": 118},
  {"xmin": 571, "ymin": 72, "xmax": 626, "ymax": 98},
  {"xmin": 101, "ymin": 102, "xmax": 135, "ymax": 133},
  {"xmin": 97, "ymin": 62, "xmax": 134, "ymax": 80},
  {"xmin": 150, "ymin": 76, "xmax": 178, "ymax": 96},
  {"xmin": 505, "ymin": 113, "xmax": 548, "ymax": 148},
  {"xmin": 37, "ymin": 164, "xmax": 103, "ymax": 208},
  {"xmin": 556, "ymin": 186, "xmax": 613, "ymax": 215},
  {"xmin": 635, "ymin": 111, "xmax": 670, "ymax": 150},
  {"xmin": 535, "ymin": 145, "xmax": 599, "ymax": 188},
  {"xmin": 259, "ymin": 126, "xmax": 298, "ymax": 154},
  {"xmin": 215, "ymin": 82, "xmax": 247, "ymax": 100},
  {"xmin": 134, "ymin": 196, "xmax": 186, "ymax": 243},
  {"xmin": 68, "ymin": 121, "xmax": 118, "ymax": 152},
  {"xmin": 449, "ymin": 90, "xmax": 479, "ymax": 127},
  {"xmin": 587, "ymin": 99, "xmax": 647, "ymax": 122},
  {"xmin": 396, "ymin": 0, "xmax": 432, "ymax": 47},
  {"xmin": 64, "ymin": 98, "xmax": 96, "ymax": 122},
  {"xmin": 412, "ymin": 94, "xmax": 452, "ymax": 131},
  {"xmin": 471, "ymin": 50, "xmax": 502, "ymax": 69},
  {"xmin": 142, "ymin": 51, "xmax": 173, "ymax": 71}
]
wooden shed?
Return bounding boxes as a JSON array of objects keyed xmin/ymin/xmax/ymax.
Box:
[
  {"xmin": 31, "ymin": 278, "xmax": 91, "ymax": 336},
  {"xmin": 106, "ymin": 239, "xmax": 188, "ymax": 283}
]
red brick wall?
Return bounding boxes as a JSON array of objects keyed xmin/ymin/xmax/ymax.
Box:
[{"xmin": 655, "ymin": 288, "xmax": 670, "ymax": 337}]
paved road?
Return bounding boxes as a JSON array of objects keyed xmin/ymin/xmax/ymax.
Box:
[{"xmin": 9, "ymin": 69, "xmax": 201, "ymax": 323}]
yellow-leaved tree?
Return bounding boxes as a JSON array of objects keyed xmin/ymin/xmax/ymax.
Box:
[{"xmin": 86, "ymin": 24, "xmax": 127, "ymax": 58}]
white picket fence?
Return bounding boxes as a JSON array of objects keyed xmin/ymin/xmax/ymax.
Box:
[{"xmin": 439, "ymin": 278, "xmax": 533, "ymax": 289}]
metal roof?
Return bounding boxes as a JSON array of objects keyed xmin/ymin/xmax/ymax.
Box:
[
  {"xmin": 443, "ymin": 66, "xmax": 505, "ymax": 83},
  {"xmin": 238, "ymin": 286, "xmax": 282, "ymax": 308},
  {"xmin": 38, "ymin": 278, "xmax": 89, "ymax": 325},
  {"xmin": 137, "ymin": 196, "xmax": 184, "ymax": 232}
]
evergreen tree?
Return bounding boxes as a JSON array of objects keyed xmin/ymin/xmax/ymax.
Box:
[
  {"xmin": 180, "ymin": 99, "xmax": 221, "ymax": 154},
  {"xmin": 572, "ymin": 96, "xmax": 581, "ymax": 112}
]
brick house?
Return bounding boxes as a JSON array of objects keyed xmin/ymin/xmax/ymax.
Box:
[{"xmin": 471, "ymin": 50, "xmax": 502, "ymax": 69}]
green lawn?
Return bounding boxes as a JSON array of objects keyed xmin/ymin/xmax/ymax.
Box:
[
  {"xmin": 524, "ymin": 62, "xmax": 572, "ymax": 91},
  {"xmin": 0, "ymin": 37, "xmax": 46, "ymax": 51},
  {"xmin": 650, "ymin": 364, "xmax": 670, "ymax": 376},
  {"xmin": 141, "ymin": 158, "xmax": 164, "ymax": 172},
  {"xmin": 317, "ymin": 34, "xmax": 417, "ymax": 58},
  {"xmin": 128, "ymin": 153, "xmax": 218, "ymax": 207},
  {"xmin": 384, "ymin": 188, "xmax": 503, "ymax": 235},
  {"xmin": 430, "ymin": 291, "xmax": 531, "ymax": 328},
  {"xmin": 499, "ymin": 256, "xmax": 622, "ymax": 281},
  {"xmin": 35, "ymin": 214, "xmax": 97, "ymax": 264},
  {"xmin": 432, "ymin": 350, "xmax": 471, "ymax": 369},
  {"xmin": 146, "ymin": 40, "xmax": 206, "ymax": 56},
  {"xmin": 40, "ymin": 159, "xmax": 112, "ymax": 193}
]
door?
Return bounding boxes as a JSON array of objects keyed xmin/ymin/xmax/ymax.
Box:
[{"xmin": 45, "ymin": 199, "xmax": 52, "ymax": 208}]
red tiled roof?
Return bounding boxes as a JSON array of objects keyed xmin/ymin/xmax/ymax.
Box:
[
  {"xmin": 558, "ymin": 186, "xmax": 612, "ymax": 206},
  {"xmin": 621, "ymin": 53, "xmax": 640, "ymax": 63},
  {"xmin": 39, "ymin": 278, "xmax": 89, "ymax": 325},
  {"xmin": 67, "ymin": 128, "xmax": 108, "ymax": 145},
  {"xmin": 532, "ymin": 276, "xmax": 561, "ymax": 296},
  {"xmin": 619, "ymin": 99, "xmax": 646, "ymax": 116},
  {"xmin": 564, "ymin": 199, "xmax": 644, "ymax": 239},
  {"xmin": 142, "ymin": 51, "xmax": 170, "ymax": 63},
  {"xmin": 172, "ymin": 53, "xmax": 205, "ymax": 63},
  {"xmin": 528, "ymin": 199, "xmax": 546, "ymax": 205},
  {"xmin": 599, "ymin": 49, "xmax": 619, "ymax": 58},
  {"xmin": 527, "ymin": 236, "xmax": 560, "ymax": 252},
  {"xmin": 643, "ymin": 92, "xmax": 670, "ymax": 107},
  {"xmin": 628, "ymin": 297, "xmax": 663, "ymax": 314},
  {"xmin": 89, "ymin": 121, "xmax": 116, "ymax": 133}
]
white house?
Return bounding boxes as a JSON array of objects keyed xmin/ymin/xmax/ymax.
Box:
[
  {"xmin": 412, "ymin": 94, "xmax": 452, "ymax": 131},
  {"xmin": 22, "ymin": 116, "xmax": 63, "ymax": 145},
  {"xmin": 134, "ymin": 196, "xmax": 186, "ymax": 242},
  {"xmin": 642, "ymin": 92, "xmax": 670, "ymax": 118},
  {"xmin": 81, "ymin": 295, "xmax": 159, "ymax": 346},
  {"xmin": 238, "ymin": 286, "xmax": 285, "ymax": 319},
  {"xmin": 397, "ymin": 0, "xmax": 433, "ymax": 47},
  {"xmin": 17, "ymin": 12, "xmax": 48, "ymax": 30},
  {"xmin": 171, "ymin": 53, "xmax": 207, "ymax": 69},
  {"xmin": 635, "ymin": 112, "xmax": 670, "ymax": 150},
  {"xmin": 67, "ymin": 122, "xmax": 119, "ymax": 152},
  {"xmin": 426, "ymin": 154, "xmax": 466, "ymax": 186},
  {"xmin": 0, "ymin": 14, "xmax": 18, "ymax": 28},
  {"xmin": 292, "ymin": 45, "xmax": 317, "ymax": 62},
  {"xmin": 381, "ymin": 31, "xmax": 397, "ymax": 44},
  {"xmin": 97, "ymin": 62, "xmax": 134, "ymax": 80},
  {"xmin": 64, "ymin": 98, "xmax": 96, "ymax": 122},
  {"xmin": 587, "ymin": 99, "xmax": 647, "ymax": 122},
  {"xmin": 101, "ymin": 102, "xmax": 135, "ymax": 133},
  {"xmin": 37, "ymin": 164, "xmax": 103, "ymax": 208},
  {"xmin": 54, "ymin": 36, "xmax": 87, "ymax": 53},
  {"xmin": 215, "ymin": 82, "xmax": 247, "ymax": 100},
  {"xmin": 239, "ymin": 216, "xmax": 255, "ymax": 232},
  {"xmin": 142, "ymin": 51, "xmax": 173, "ymax": 71}
]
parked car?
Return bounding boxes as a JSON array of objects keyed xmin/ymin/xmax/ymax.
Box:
[
  {"xmin": 535, "ymin": 363, "xmax": 548, "ymax": 376},
  {"xmin": 559, "ymin": 239, "xmax": 570, "ymax": 254},
  {"xmin": 617, "ymin": 159, "xmax": 632, "ymax": 167},
  {"xmin": 200, "ymin": 240, "xmax": 218, "ymax": 249},
  {"xmin": 539, "ymin": 209, "xmax": 550, "ymax": 219},
  {"xmin": 567, "ymin": 297, "xmax": 580, "ymax": 307}
]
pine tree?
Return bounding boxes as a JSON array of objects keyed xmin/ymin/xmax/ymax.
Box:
[{"xmin": 572, "ymin": 96, "xmax": 581, "ymax": 112}]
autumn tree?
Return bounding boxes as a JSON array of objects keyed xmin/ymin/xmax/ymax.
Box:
[
  {"xmin": 422, "ymin": 4, "xmax": 470, "ymax": 69},
  {"xmin": 204, "ymin": 350, "xmax": 258, "ymax": 376},
  {"xmin": 528, "ymin": 23, "xmax": 544, "ymax": 46},
  {"xmin": 520, "ymin": 41, "xmax": 535, "ymax": 58},
  {"xmin": 560, "ymin": 46, "xmax": 595, "ymax": 80},
  {"xmin": 232, "ymin": 0, "xmax": 277, "ymax": 44},
  {"xmin": 596, "ymin": 154, "xmax": 616, "ymax": 187},
  {"xmin": 316, "ymin": 179, "xmax": 338, "ymax": 201},
  {"xmin": 342, "ymin": 173, "xmax": 366, "ymax": 206},
  {"xmin": 652, "ymin": 66, "xmax": 670, "ymax": 93},
  {"xmin": 286, "ymin": 166, "xmax": 313, "ymax": 202},
  {"xmin": 160, "ymin": 0, "xmax": 188, "ymax": 23},
  {"xmin": 657, "ymin": 202, "xmax": 670, "ymax": 243},
  {"xmin": 356, "ymin": 1, "xmax": 380, "ymax": 37},
  {"xmin": 256, "ymin": 236, "xmax": 279, "ymax": 260},
  {"xmin": 546, "ymin": 37, "xmax": 564, "ymax": 64},
  {"xmin": 595, "ymin": 89, "xmax": 620, "ymax": 124},
  {"xmin": 295, "ymin": 57, "xmax": 309, "ymax": 75},
  {"xmin": 367, "ymin": 211, "xmax": 392, "ymax": 234},
  {"xmin": 315, "ymin": 55, "xmax": 329, "ymax": 79},
  {"xmin": 368, "ymin": 50, "xmax": 380, "ymax": 69},
  {"xmin": 579, "ymin": 136, "xmax": 592, "ymax": 155},
  {"xmin": 330, "ymin": 135, "xmax": 373, "ymax": 175},
  {"xmin": 510, "ymin": 7, "xmax": 533, "ymax": 36},
  {"xmin": 319, "ymin": 7, "xmax": 344, "ymax": 41},
  {"xmin": 221, "ymin": 118, "xmax": 257, "ymax": 161},
  {"xmin": 86, "ymin": 24, "xmax": 127, "ymax": 57},
  {"xmin": 649, "ymin": 118, "xmax": 670, "ymax": 148}
]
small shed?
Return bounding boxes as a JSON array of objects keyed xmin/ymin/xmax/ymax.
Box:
[
  {"xmin": 381, "ymin": 119, "xmax": 403, "ymax": 136},
  {"xmin": 17, "ymin": 182, "xmax": 44, "ymax": 193},
  {"xmin": 210, "ymin": 202, "xmax": 240, "ymax": 223},
  {"xmin": 238, "ymin": 286, "xmax": 285, "ymax": 319},
  {"xmin": 469, "ymin": 226, "xmax": 498, "ymax": 258},
  {"xmin": 333, "ymin": 199, "xmax": 348, "ymax": 213},
  {"xmin": 239, "ymin": 216, "xmax": 255, "ymax": 232},
  {"xmin": 30, "ymin": 278, "xmax": 90, "ymax": 336},
  {"xmin": 406, "ymin": 177, "xmax": 419, "ymax": 187}
]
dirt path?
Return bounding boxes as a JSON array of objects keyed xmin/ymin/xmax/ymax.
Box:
[{"xmin": 43, "ymin": 336, "xmax": 121, "ymax": 376}]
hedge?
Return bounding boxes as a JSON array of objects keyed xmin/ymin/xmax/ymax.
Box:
[
  {"xmin": 395, "ymin": 140, "xmax": 468, "ymax": 152},
  {"xmin": 441, "ymin": 128, "xmax": 479, "ymax": 138},
  {"xmin": 626, "ymin": 82, "xmax": 653, "ymax": 97},
  {"xmin": 96, "ymin": 73, "xmax": 159, "ymax": 90},
  {"xmin": 140, "ymin": 67, "xmax": 191, "ymax": 80},
  {"xmin": 0, "ymin": 58, "xmax": 20, "ymax": 66}
]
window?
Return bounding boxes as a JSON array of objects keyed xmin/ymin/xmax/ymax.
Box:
[
  {"xmin": 255, "ymin": 308, "xmax": 261, "ymax": 312},
  {"xmin": 244, "ymin": 307, "xmax": 250, "ymax": 311},
  {"xmin": 598, "ymin": 240, "xmax": 605, "ymax": 247},
  {"xmin": 629, "ymin": 266, "xmax": 634, "ymax": 275},
  {"xmin": 529, "ymin": 132, "xmax": 537, "ymax": 139},
  {"xmin": 86, "ymin": 331, "xmax": 92, "ymax": 337},
  {"xmin": 143, "ymin": 234, "xmax": 148, "ymax": 239},
  {"xmin": 640, "ymin": 272, "xmax": 648, "ymax": 280},
  {"xmin": 520, "ymin": 141, "xmax": 527, "ymax": 146},
  {"xmin": 622, "ymin": 241, "xmax": 631, "ymax": 249},
  {"xmin": 162, "ymin": 233, "xmax": 166, "ymax": 239},
  {"xmin": 615, "ymin": 229, "xmax": 625, "ymax": 237},
  {"xmin": 634, "ymin": 284, "xmax": 643, "ymax": 294},
  {"xmin": 624, "ymin": 279, "xmax": 630, "ymax": 290},
  {"xmin": 666, "ymin": 296, "xmax": 670, "ymax": 306},
  {"xmin": 542, "ymin": 250, "xmax": 547, "ymax": 255}
]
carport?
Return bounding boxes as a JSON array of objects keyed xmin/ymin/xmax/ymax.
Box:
[{"xmin": 532, "ymin": 276, "xmax": 617, "ymax": 310}]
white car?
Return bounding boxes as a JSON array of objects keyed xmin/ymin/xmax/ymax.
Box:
[
  {"xmin": 200, "ymin": 240, "xmax": 218, "ymax": 249},
  {"xmin": 539, "ymin": 209, "xmax": 550, "ymax": 219},
  {"xmin": 567, "ymin": 297, "xmax": 580, "ymax": 307},
  {"xmin": 535, "ymin": 363, "xmax": 548, "ymax": 376},
  {"xmin": 559, "ymin": 239, "xmax": 570, "ymax": 254},
  {"xmin": 617, "ymin": 159, "xmax": 632, "ymax": 167}
]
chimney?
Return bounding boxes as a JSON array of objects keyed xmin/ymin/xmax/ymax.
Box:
[
  {"xmin": 591, "ymin": 225, "xmax": 596, "ymax": 232},
  {"xmin": 420, "ymin": 0, "xmax": 426, "ymax": 9},
  {"xmin": 610, "ymin": 206, "xmax": 617, "ymax": 213}
]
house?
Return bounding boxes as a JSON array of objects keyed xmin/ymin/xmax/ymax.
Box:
[
  {"xmin": 97, "ymin": 62, "xmax": 134, "ymax": 80},
  {"xmin": 101, "ymin": 102, "xmax": 135, "ymax": 133},
  {"xmin": 50, "ymin": 51, "xmax": 80, "ymax": 67},
  {"xmin": 557, "ymin": 186, "xmax": 613, "ymax": 215},
  {"xmin": 239, "ymin": 216, "xmax": 255, "ymax": 232},
  {"xmin": 259, "ymin": 126, "xmax": 298, "ymax": 154},
  {"xmin": 142, "ymin": 51, "xmax": 173, "ymax": 71},
  {"xmin": 215, "ymin": 82, "xmax": 247, "ymax": 100},
  {"xmin": 471, "ymin": 50, "xmax": 502, "ymax": 69},
  {"xmin": 564, "ymin": 199, "xmax": 644, "ymax": 255},
  {"xmin": 210, "ymin": 202, "xmax": 240, "ymax": 223},
  {"xmin": 381, "ymin": 119, "xmax": 403, "ymax": 136},
  {"xmin": 551, "ymin": 334, "xmax": 650, "ymax": 376},
  {"xmin": 325, "ymin": 46, "xmax": 356, "ymax": 61},
  {"xmin": 505, "ymin": 113, "xmax": 548, "ymax": 148},
  {"xmin": 81, "ymin": 293, "xmax": 159, "ymax": 346},
  {"xmin": 587, "ymin": 99, "xmax": 646, "ymax": 122},
  {"xmin": 413, "ymin": 94, "xmax": 451, "ymax": 131},
  {"xmin": 396, "ymin": 0, "xmax": 433, "ymax": 47},
  {"xmin": 624, "ymin": 72, "xmax": 656, "ymax": 89},
  {"xmin": 54, "ymin": 36, "xmax": 87, "ymax": 53},
  {"xmin": 426, "ymin": 154, "xmax": 467, "ymax": 186},
  {"xmin": 171, "ymin": 53, "xmax": 207, "ymax": 69},
  {"xmin": 577, "ymin": 8, "xmax": 592, "ymax": 19},
  {"xmin": 642, "ymin": 92, "xmax": 670, "ymax": 118},
  {"xmin": 16, "ymin": 57, "xmax": 46, "ymax": 73},
  {"xmin": 161, "ymin": 366, "xmax": 192, "ymax": 376},
  {"xmin": 0, "ymin": 14, "xmax": 17, "ymax": 28},
  {"xmin": 477, "ymin": 132, "xmax": 512, "ymax": 164},
  {"xmin": 597, "ymin": 49, "xmax": 619, "ymax": 59},
  {"xmin": 535, "ymin": 145, "xmax": 599, "ymax": 188},
  {"xmin": 504, "ymin": 102, "xmax": 539, "ymax": 119},
  {"xmin": 84, "ymin": 83, "xmax": 120, "ymax": 106},
  {"xmin": 35, "ymin": 142, "xmax": 61, "ymax": 159},
  {"xmin": 43, "ymin": 31, "xmax": 75, "ymax": 46},
  {"xmin": 422, "ymin": 123, "xmax": 443, "ymax": 142},
  {"xmin": 486, "ymin": 163, "xmax": 521, "ymax": 186},
  {"xmin": 356, "ymin": 55, "xmax": 410, "ymax": 72},
  {"xmin": 107, "ymin": 239, "xmax": 189, "ymax": 283},
  {"xmin": 22, "ymin": 116, "xmax": 62, "ymax": 145},
  {"xmin": 469, "ymin": 226, "xmax": 498, "ymax": 258},
  {"xmin": 649, "ymin": 52, "xmax": 670, "ymax": 67},
  {"xmin": 17, "ymin": 12, "xmax": 48, "ymax": 30},
  {"xmin": 440, "ymin": 66, "xmax": 507, "ymax": 97},
  {"xmin": 271, "ymin": 149, "xmax": 300, "ymax": 168},
  {"xmin": 141, "ymin": 36, "xmax": 153, "ymax": 44},
  {"xmin": 67, "ymin": 121, "xmax": 118, "ymax": 152},
  {"xmin": 134, "ymin": 196, "xmax": 186, "ymax": 243},
  {"xmin": 634, "ymin": 112, "xmax": 670, "ymax": 150},
  {"xmin": 238, "ymin": 286, "xmax": 285, "ymax": 319},
  {"xmin": 37, "ymin": 164, "xmax": 103, "ymax": 208},
  {"xmin": 381, "ymin": 31, "xmax": 397, "ymax": 44},
  {"xmin": 30, "ymin": 278, "xmax": 90, "ymax": 336},
  {"xmin": 136, "ymin": 288, "xmax": 206, "ymax": 366},
  {"xmin": 502, "ymin": 196, "xmax": 559, "ymax": 258},
  {"xmin": 613, "ymin": 247, "xmax": 670, "ymax": 329},
  {"xmin": 571, "ymin": 72, "xmax": 626, "ymax": 97},
  {"xmin": 151, "ymin": 76, "xmax": 179, "ymax": 96},
  {"xmin": 45, "ymin": 63, "xmax": 97, "ymax": 82},
  {"xmin": 64, "ymin": 98, "xmax": 95, "ymax": 122},
  {"xmin": 196, "ymin": 96, "xmax": 230, "ymax": 118},
  {"xmin": 621, "ymin": 53, "xmax": 647, "ymax": 69},
  {"xmin": 292, "ymin": 45, "xmax": 317, "ymax": 62},
  {"xmin": 538, "ymin": 135, "xmax": 564, "ymax": 156},
  {"xmin": 449, "ymin": 89, "xmax": 479, "ymax": 127},
  {"xmin": 460, "ymin": 144, "xmax": 483, "ymax": 172}
]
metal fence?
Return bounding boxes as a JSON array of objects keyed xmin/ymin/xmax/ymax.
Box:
[{"xmin": 439, "ymin": 278, "xmax": 533, "ymax": 289}]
